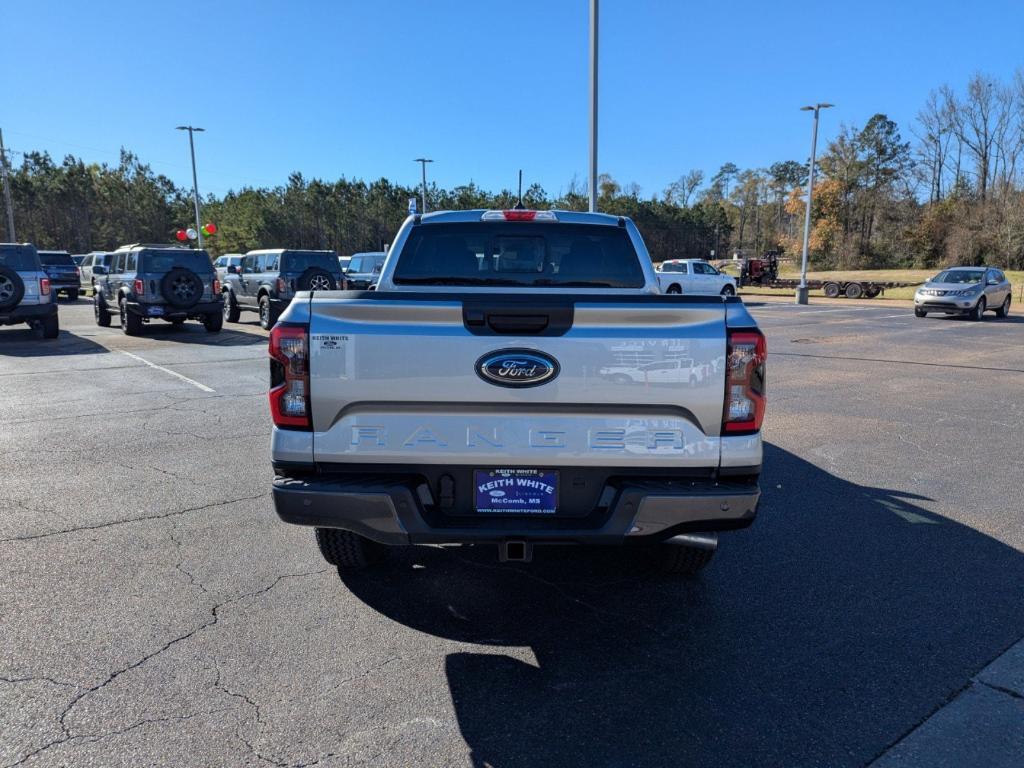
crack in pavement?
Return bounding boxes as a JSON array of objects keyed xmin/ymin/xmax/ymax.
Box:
[
  {"xmin": 2, "ymin": 569, "xmax": 329, "ymax": 768},
  {"xmin": 0, "ymin": 675, "xmax": 80, "ymax": 690},
  {"xmin": 0, "ymin": 493, "xmax": 268, "ymax": 544}
]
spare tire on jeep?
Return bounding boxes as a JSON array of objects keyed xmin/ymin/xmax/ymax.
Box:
[
  {"xmin": 160, "ymin": 268, "xmax": 204, "ymax": 308},
  {"xmin": 0, "ymin": 265, "xmax": 26, "ymax": 310},
  {"xmin": 297, "ymin": 267, "xmax": 336, "ymax": 292}
]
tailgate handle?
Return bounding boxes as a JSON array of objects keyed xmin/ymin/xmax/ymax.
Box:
[{"xmin": 487, "ymin": 314, "xmax": 549, "ymax": 334}]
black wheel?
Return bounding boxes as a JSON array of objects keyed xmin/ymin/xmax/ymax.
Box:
[
  {"xmin": 0, "ymin": 265, "xmax": 25, "ymax": 310},
  {"xmin": 864, "ymin": 286, "xmax": 881, "ymax": 299},
  {"xmin": 203, "ymin": 312, "xmax": 223, "ymax": 333},
  {"xmin": 655, "ymin": 537, "xmax": 717, "ymax": 576},
  {"xmin": 297, "ymin": 267, "xmax": 337, "ymax": 292},
  {"xmin": 94, "ymin": 294, "xmax": 112, "ymax": 327},
  {"xmin": 823, "ymin": 282, "xmax": 841, "ymax": 298},
  {"xmin": 720, "ymin": 284, "xmax": 735, "ymax": 297},
  {"xmin": 40, "ymin": 312, "xmax": 59, "ymax": 339},
  {"xmin": 969, "ymin": 297, "xmax": 986, "ymax": 321},
  {"xmin": 159, "ymin": 268, "xmax": 204, "ymax": 309},
  {"xmin": 120, "ymin": 298, "xmax": 142, "ymax": 336},
  {"xmin": 66, "ymin": 288, "xmax": 79, "ymax": 301},
  {"xmin": 611, "ymin": 373, "xmax": 632, "ymax": 385},
  {"xmin": 258, "ymin": 295, "xmax": 277, "ymax": 330},
  {"xmin": 666, "ymin": 283, "xmax": 682, "ymax": 294},
  {"xmin": 844, "ymin": 282, "xmax": 863, "ymax": 299},
  {"xmin": 995, "ymin": 296, "xmax": 1011, "ymax": 318},
  {"xmin": 223, "ymin": 291, "xmax": 240, "ymax": 322},
  {"xmin": 171, "ymin": 319, "xmax": 186, "ymax": 328},
  {"xmin": 314, "ymin": 528, "xmax": 389, "ymax": 570},
  {"xmin": 914, "ymin": 308, "xmax": 927, "ymax": 318}
]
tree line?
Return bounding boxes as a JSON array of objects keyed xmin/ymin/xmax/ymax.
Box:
[{"xmin": 3, "ymin": 70, "xmax": 1022, "ymax": 270}]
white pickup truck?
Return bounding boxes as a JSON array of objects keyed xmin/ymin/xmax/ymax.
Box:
[
  {"xmin": 270, "ymin": 209, "xmax": 765, "ymax": 576},
  {"xmin": 656, "ymin": 258, "xmax": 738, "ymax": 296}
]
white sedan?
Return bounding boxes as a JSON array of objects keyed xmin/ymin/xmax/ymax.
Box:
[{"xmin": 656, "ymin": 259, "xmax": 737, "ymax": 296}]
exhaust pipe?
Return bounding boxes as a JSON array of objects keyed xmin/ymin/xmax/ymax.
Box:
[{"xmin": 500, "ymin": 540, "xmax": 533, "ymax": 563}]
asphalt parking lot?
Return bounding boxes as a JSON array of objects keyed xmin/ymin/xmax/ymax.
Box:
[{"xmin": 2, "ymin": 296, "xmax": 1023, "ymax": 767}]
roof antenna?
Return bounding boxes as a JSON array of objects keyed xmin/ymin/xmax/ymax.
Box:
[{"xmin": 513, "ymin": 169, "xmax": 526, "ymax": 209}]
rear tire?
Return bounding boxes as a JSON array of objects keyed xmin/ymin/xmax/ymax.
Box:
[
  {"xmin": 258, "ymin": 294, "xmax": 277, "ymax": 330},
  {"xmin": 94, "ymin": 294, "xmax": 112, "ymax": 327},
  {"xmin": 120, "ymin": 298, "xmax": 142, "ymax": 336},
  {"xmin": 823, "ymin": 282, "xmax": 841, "ymax": 298},
  {"xmin": 223, "ymin": 291, "xmax": 240, "ymax": 323},
  {"xmin": 720, "ymin": 284, "xmax": 735, "ymax": 297},
  {"xmin": 845, "ymin": 282, "xmax": 864, "ymax": 299},
  {"xmin": 970, "ymin": 297, "xmax": 986, "ymax": 321},
  {"xmin": 40, "ymin": 313, "xmax": 59, "ymax": 339},
  {"xmin": 315, "ymin": 528, "xmax": 389, "ymax": 570},
  {"xmin": 203, "ymin": 312, "xmax": 223, "ymax": 333},
  {"xmin": 995, "ymin": 296, "xmax": 1011, "ymax": 318},
  {"xmin": 666, "ymin": 284, "xmax": 682, "ymax": 295},
  {"xmin": 656, "ymin": 539, "xmax": 716, "ymax": 576}
]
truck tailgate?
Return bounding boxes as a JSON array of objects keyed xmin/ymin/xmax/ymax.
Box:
[{"xmin": 307, "ymin": 294, "xmax": 727, "ymax": 468}]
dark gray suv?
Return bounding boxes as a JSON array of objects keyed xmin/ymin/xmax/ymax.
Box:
[
  {"xmin": 221, "ymin": 249, "xmax": 342, "ymax": 329},
  {"xmin": 94, "ymin": 244, "xmax": 223, "ymax": 335}
]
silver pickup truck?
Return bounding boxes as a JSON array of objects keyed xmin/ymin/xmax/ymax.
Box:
[{"xmin": 270, "ymin": 209, "xmax": 766, "ymax": 576}]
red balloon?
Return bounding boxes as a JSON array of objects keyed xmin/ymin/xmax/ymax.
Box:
[
  {"xmin": 175, "ymin": 229, "xmax": 188, "ymax": 241},
  {"xmin": 204, "ymin": 222, "xmax": 217, "ymax": 235}
]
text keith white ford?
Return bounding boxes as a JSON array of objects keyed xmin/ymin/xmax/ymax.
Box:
[{"xmin": 269, "ymin": 210, "xmax": 766, "ymax": 575}]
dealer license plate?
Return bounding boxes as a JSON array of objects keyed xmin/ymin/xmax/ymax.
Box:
[{"xmin": 474, "ymin": 469, "xmax": 558, "ymax": 515}]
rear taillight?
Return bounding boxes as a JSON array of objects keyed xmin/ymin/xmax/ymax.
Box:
[
  {"xmin": 40, "ymin": 277, "xmax": 51, "ymax": 296},
  {"xmin": 75, "ymin": 267, "xmax": 81, "ymax": 277},
  {"xmin": 212, "ymin": 277, "xmax": 221, "ymax": 295},
  {"xmin": 269, "ymin": 324, "xmax": 311, "ymax": 430},
  {"xmin": 276, "ymin": 277, "xmax": 287, "ymax": 294},
  {"xmin": 133, "ymin": 278, "xmax": 145, "ymax": 296},
  {"xmin": 722, "ymin": 329, "xmax": 766, "ymax": 435}
]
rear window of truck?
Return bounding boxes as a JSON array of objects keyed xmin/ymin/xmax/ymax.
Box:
[
  {"xmin": 38, "ymin": 252, "xmax": 75, "ymax": 266},
  {"xmin": 282, "ymin": 252, "xmax": 339, "ymax": 273},
  {"xmin": 140, "ymin": 251, "xmax": 212, "ymax": 273},
  {"xmin": 393, "ymin": 223, "xmax": 646, "ymax": 288}
]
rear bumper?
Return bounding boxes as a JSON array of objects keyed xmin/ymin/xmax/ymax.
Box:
[
  {"xmin": 47, "ymin": 277, "xmax": 79, "ymax": 289},
  {"xmin": 272, "ymin": 472, "xmax": 759, "ymax": 546},
  {"xmin": 0, "ymin": 301, "xmax": 58, "ymax": 325},
  {"xmin": 127, "ymin": 299, "xmax": 223, "ymax": 318}
]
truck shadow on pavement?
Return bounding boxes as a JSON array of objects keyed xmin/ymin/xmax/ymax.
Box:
[
  {"xmin": 0, "ymin": 328, "xmax": 108, "ymax": 357},
  {"xmin": 339, "ymin": 443, "xmax": 1024, "ymax": 768}
]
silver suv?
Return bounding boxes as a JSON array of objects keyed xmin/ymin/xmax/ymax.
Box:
[
  {"xmin": 914, "ymin": 267, "xmax": 1012, "ymax": 320},
  {"xmin": 0, "ymin": 243, "xmax": 60, "ymax": 339}
]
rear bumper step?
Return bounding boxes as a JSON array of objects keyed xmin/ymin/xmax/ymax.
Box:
[{"xmin": 272, "ymin": 473, "xmax": 759, "ymax": 546}]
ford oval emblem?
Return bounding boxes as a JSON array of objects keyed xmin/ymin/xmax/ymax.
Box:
[{"xmin": 476, "ymin": 349, "xmax": 560, "ymax": 388}]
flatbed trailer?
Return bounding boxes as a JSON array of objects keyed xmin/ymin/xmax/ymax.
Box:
[{"xmin": 744, "ymin": 278, "xmax": 922, "ymax": 299}]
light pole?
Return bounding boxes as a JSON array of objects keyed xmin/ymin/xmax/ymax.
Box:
[
  {"xmin": 414, "ymin": 158, "xmax": 433, "ymax": 214},
  {"xmin": 176, "ymin": 125, "xmax": 205, "ymax": 247},
  {"xmin": 0, "ymin": 129, "xmax": 15, "ymax": 241},
  {"xmin": 796, "ymin": 103, "xmax": 832, "ymax": 304},
  {"xmin": 588, "ymin": 0, "xmax": 599, "ymax": 212}
]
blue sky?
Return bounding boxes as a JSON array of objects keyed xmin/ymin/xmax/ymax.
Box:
[{"xmin": 3, "ymin": 1, "xmax": 1022, "ymax": 199}]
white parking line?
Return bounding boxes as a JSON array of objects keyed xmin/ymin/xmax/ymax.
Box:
[{"xmin": 117, "ymin": 350, "xmax": 216, "ymax": 393}]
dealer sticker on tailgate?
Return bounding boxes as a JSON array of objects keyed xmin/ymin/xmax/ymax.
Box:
[{"xmin": 474, "ymin": 469, "xmax": 558, "ymax": 515}]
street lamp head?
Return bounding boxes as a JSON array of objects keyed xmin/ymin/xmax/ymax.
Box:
[
  {"xmin": 818, "ymin": 103, "xmax": 835, "ymax": 109},
  {"xmin": 414, "ymin": 158, "xmax": 433, "ymax": 164},
  {"xmin": 176, "ymin": 126, "xmax": 205, "ymax": 132},
  {"xmin": 800, "ymin": 106, "xmax": 815, "ymax": 111}
]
